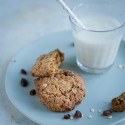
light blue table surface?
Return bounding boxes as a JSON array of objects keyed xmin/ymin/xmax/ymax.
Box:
[{"xmin": 0, "ymin": 0, "xmax": 125, "ymax": 125}]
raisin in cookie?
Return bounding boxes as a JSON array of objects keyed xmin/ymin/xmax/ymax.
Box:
[
  {"xmin": 34, "ymin": 70, "xmax": 85, "ymax": 112},
  {"xmin": 110, "ymin": 92, "xmax": 125, "ymax": 112},
  {"xmin": 30, "ymin": 49, "xmax": 64, "ymax": 77}
]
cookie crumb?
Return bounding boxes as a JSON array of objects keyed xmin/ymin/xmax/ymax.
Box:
[
  {"xmin": 118, "ymin": 65, "xmax": 123, "ymax": 69},
  {"xmin": 87, "ymin": 115, "xmax": 92, "ymax": 119},
  {"xmin": 98, "ymin": 109, "xmax": 102, "ymax": 113},
  {"xmin": 107, "ymin": 115, "xmax": 112, "ymax": 119},
  {"xmin": 70, "ymin": 115, "xmax": 74, "ymax": 120},
  {"xmin": 118, "ymin": 64, "xmax": 125, "ymax": 69},
  {"xmin": 90, "ymin": 108, "xmax": 94, "ymax": 113}
]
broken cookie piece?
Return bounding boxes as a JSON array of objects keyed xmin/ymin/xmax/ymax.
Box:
[
  {"xmin": 30, "ymin": 49, "xmax": 64, "ymax": 77},
  {"xmin": 110, "ymin": 92, "xmax": 125, "ymax": 112}
]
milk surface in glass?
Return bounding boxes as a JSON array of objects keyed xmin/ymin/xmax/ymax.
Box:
[{"xmin": 74, "ymin": 16, "xmax": 122, "ymax": 69}]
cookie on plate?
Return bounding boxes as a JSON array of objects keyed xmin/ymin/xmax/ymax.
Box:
[
  {"xmin": 34, "ymin": 70, "xmax": 85, "ymax": 112},
  {"xmin": 111, "ymin": 92, "xmax": 125, "ymax": 112},
  {"xmin": 30, "ymin": 49, "xmax": 64, "ymax": 77}
]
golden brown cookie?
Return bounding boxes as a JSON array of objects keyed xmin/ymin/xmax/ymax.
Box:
[
  {"xmin": 34, "ymin": 70, "xmax": 85, "ymax": 112},
  {"xmin": 30, "ymin": 49, "xmax": 64, "ymax": 77},
  {"xmin": 110, "ymin": 92, "xmax": 125, "ymax": 112}
]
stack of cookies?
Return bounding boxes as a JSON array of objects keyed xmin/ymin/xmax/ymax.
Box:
[{"xmin": 30, "ymin": 49, "xmax": 85, "ymax": 112}]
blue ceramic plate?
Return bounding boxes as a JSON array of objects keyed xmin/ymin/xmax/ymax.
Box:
[{"xmin": 5, "ymin": 31, "xmax": 125, "ymax": 125}]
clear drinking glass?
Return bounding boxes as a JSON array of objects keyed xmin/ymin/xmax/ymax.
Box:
[{"xmin": 69, "ymin": 1, "xmax": 125, "ymax": 73}]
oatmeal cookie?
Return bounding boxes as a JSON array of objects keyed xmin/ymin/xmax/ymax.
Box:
[
  {"xmin": 30, "ymin": 49, "xmax": 64, "ymax": 77},
  {"xmin": 110, "ymin": 92, "xmax": 125, "ymax": 112},
  {"xmin": 34, "ymin": 70, "xmax": 85, "ymax": 112}
]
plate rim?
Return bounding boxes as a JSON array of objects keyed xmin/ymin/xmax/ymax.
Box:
[{"xmin": 5, "ymin": 30, "xmax": 125, "ymax": 125}]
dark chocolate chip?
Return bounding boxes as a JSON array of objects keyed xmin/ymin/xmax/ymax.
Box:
[
  {"xmin": 63, "ymin": 114, "xmax": 70, "ymax": 119},
  {"xmin": 103, "ymin": 110, "xmax": 112, "ymax": 116},
  {"xmin": 21, "ymin": 69, "xmax": 27, "ymax": 75},
  {"xmin": 74, "ymin": 110, "xmax": 82, "ymax": 118},
  {"xmin": 21, "ymin": 78, "xmax": 28, "ymax": 87},
  {"xmin": 30, "ymin": 89, "xmax": 36, "ymax": 95}
]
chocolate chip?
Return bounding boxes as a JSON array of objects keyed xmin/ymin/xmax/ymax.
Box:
[
  {"xmin": 63, "ymin": 114, "xmax": 70, "ymax": 119},
  {"xmin": 21, "ymin": 78, "xmax": 28, "ymax": 87},
  {"xmin": 21, "ymin": 69, "xmax": 27, "ymax": 75},
  {"xmin": 30, "ymin": 89, "xmax": 36, "ymax": 95},
  {"xmin": 103, "ymin": 110, "xmax": 112, "ymax": 116},
  {"xmin": 74, "ymin": 110, "xmax": 82, "ymax": 118}
]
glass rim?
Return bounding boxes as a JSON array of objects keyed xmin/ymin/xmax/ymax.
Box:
[{"xmin": 69, "ymin": 3, "xmax": 125, "ymax": 33}]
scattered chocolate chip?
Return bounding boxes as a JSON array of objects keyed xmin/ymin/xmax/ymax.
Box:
[
  {"xmin": 74, "ymin": 110, "xmax": 82, "ymax": 118},
  {"xmin": 21, "ymin": 69, "xmax": 27, "ymax": 75},
  {"xmin": 63, "ymin": 114, "xmax": 70, "ymax": 119},
  {"xmin": 21, "ymin": 78, "xmax": 28, "ymax": 87},
  {"xmin": 103, "ymin": 110, "xmax": 112, "ymax": 116},
  {"xmin": 30, "ymin": 89, "xmax": 36, "ymax": 95}
]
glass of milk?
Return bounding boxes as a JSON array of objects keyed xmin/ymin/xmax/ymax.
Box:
[{"xmin": 69, "ymin": 1, "xmax": 125, "ymax": 73}]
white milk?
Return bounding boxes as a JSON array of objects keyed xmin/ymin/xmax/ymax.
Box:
[{"xmin": 73, "ymin": 16, "xmax": 122, "ymax": 69}]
